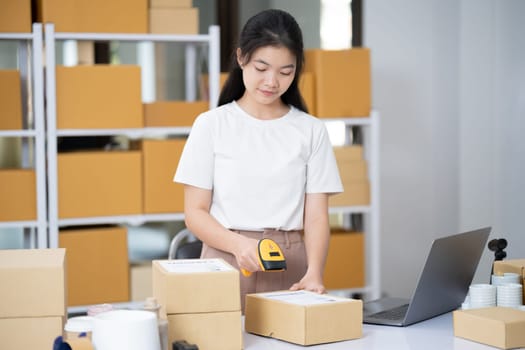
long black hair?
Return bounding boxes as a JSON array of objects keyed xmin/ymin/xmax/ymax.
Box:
[{"xmin": 217, "ymin": 9, "xmax": 308, "ymax": 113}]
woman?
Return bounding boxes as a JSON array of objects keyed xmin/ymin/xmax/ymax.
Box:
[{"xmin": 174, "ymin": 9, "xmax": 342, "ymax": 312}]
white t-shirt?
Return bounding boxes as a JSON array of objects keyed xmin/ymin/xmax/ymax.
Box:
[{"xmin": 174, "ymin": 101, "xmax": 343, "ymax": 231}]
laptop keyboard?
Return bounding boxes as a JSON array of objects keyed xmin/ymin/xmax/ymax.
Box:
[{"xmin": 367, "ymin": 304, "xmax": 409, "ymax": 320}]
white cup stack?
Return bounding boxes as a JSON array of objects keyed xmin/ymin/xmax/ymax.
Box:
[
  {"xmin": 468, "ymin": 284, "xmax": 497, "ymax": 309},
  {"xmin": 496, "ymin": 283, "xmax": 523, "ymax": 308}
]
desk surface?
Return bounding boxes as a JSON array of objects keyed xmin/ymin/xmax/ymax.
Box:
[{"xmin": 242, "ymin": 312, "xmax": 509, "ymax": 350}]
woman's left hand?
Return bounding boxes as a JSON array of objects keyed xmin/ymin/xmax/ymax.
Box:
[{"xmin": 289, "ymin": 272, "xmax": 326, "ymax": 294}]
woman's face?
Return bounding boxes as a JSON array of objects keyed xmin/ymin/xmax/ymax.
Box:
[{"xmin": 238, "ymin": 45, "xmax": 296, "ymax": 108}]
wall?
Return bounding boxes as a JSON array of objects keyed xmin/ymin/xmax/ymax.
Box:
[{"xmin": 366, "ymin": 0, "xmax": 525, "ymax": 298}]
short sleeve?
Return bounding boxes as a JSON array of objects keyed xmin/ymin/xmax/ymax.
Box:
[
  {"xmin": 173, "ymin": 114, "xmax": 214, "ymax": 190},
  {"xmin": 305, "ymin": 124, "xmax": 343, "ymax": 194}
]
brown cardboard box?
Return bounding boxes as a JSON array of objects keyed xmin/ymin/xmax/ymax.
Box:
[
  {"xmin": 304, "ymin": 49, "xmax": 371, "ymax": 118},
  {"xmin": 334, "ymin": 145, "xmax": 364, "ymax": 162},
  {"xmin": 453, "ymin": 307, "xmax": 525, "ymax": 349},
  {"xmin": 0, "ymin": 316, "xmax": 64, "ymax": 350},
  {"xmin": 167, "ymin": 311, "xmax": 242, "ymax": 350},
  {"xmin": 59, "ymin": 226, "xmax": 130, "ymax": 306},
  {"xmin": 152, "ymin": 258, "xmax": 240, "ymax": 314},
  {"xmin": 0, "ymin": 248, "xmax": 66, "ymax": 318},
  {"xmin": 150, "ymin": 0, "xmax": 192, "ymax": 7},
  {"xmin": 337, "ymin": 160, "xmax": 368, "ymax": 182},
  {"xmin": 245, "ymin": 290, "xmax": 362, "ymax": 346},
  {"xmin": 0, "ymin": 169, "xmax": 36, "ymax": 221},
  {"xmin": 329, "ymin": 181, "xmax": 370, "ymax": 207},
  {"xmin": 324, "ymin": 231, "xmax": 364, "ymax": 289},
  {"xmin": 57, "ymin": 151, "xmax": 142, "ymax": 218},
  {"xmin": 0, "ymin": 0, "xmax": 31, "ymax": 33},
  {"xmin": 0, "ymin": 70, "xmax": 23, "ymax": 130},
  {"xmin": 36, "ymin": 0, "xmax": 147, "ymax": 33},
  {"xmin": 56, "ymin": 65, "xmax": 143, "ymax": 129},
  {"xmin": 141, "ymin": 139, "xmax": 185, "ymax": 213},
  {"xmin": 143, "ymin": 101, "xmax": 208, "ymax": 127},
  {"xmin": 299, "ymin": 71, "xmax": 315, "ymax": 114},
  {"xmin": 493, "ymin": 259, "xmax": 525, "ymax": 300},
  {"xmin": 131, "ymin": 262, "xmax": 153, "ymax": 301},
  {"xmin": 149, "ymin": 8, "xmax": 199, "ymax": 34}
]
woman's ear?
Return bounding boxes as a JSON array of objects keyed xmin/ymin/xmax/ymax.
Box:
[{"xmin": 236, "ymin": 48, "xmax": 244, "ymax": 68}]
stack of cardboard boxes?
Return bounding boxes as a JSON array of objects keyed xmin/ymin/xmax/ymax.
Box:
[
  {"xmin": 0, "ymin": 249, "xmax": 66, "ymax": 349},
  {"xmin": 152, "ymin": 258, "xmax": 242, "ymax": 350},
  {"xmin": 330, "ymin": 145, "xmax": 370, "ymax": 207},
  {"xmin": 149, "ymin": 0, "xmax": 199, "ymax": 35}
]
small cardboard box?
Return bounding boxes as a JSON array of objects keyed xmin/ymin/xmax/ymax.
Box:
[
  {"xmin": 245, "ymin": 290, "xmax": 362, "ymax": 346},
  {"xmin": 150, "ymin": 0, "xmax": 192, "ymax": 8},
  {"xmin": 299, "ymin": 71, "xmax": 315, "ymax": 114},
  {"xmin": 56, "ymin": 65, "xmax": 143, "ymax": 129},
  {"xmin": 167, "ymin": 311, "xmax": 242, "ymax": 350},
  {"xmin": 0, "ymin": 316, "xmax": 64, "ymax": 350},
  {"xmin": 304, "ymin": 48, "xmax": 371, "ymax": 118},
  {"xmin": 453, "ymin": 307, "xmax": 525, "ymax": 349},
  {"xmin": 149, "ymin": 7, "xmax": 199, "ymax": 34},
  {"xmin": 337, "ymin": 160, "xmax": 368, "ymax": 182},
  {"xmin": 143, "ymin": 101, "xmax": 208, "ymax": 127},
  {"xmin": 59, "ymin": 226, "xmax": 130, "ymax": 306},
  {"xmin": 0, "ymin": 169, "xmax": 36, "ymax": 222},
  {"xmin": 333, "ymin": 145, "xmax": 364, "ymax": 162},
  {"xmin": 140, "ymin": 139, "xmax": 185, "ymax": 213},
  {"xmin": 494, "ymin": 259, "xmax": 525, "ymax": 299},
  {"xmin": 329, "ymin": 181, "xmax": 370, "ymax": 207},
  {"xmin": 0, "ymin": 248, "xmax": 66, "ymax": 318},
  {"xmin": 0, "ymin": 0, "xmax": 31, "ymax": 33},
  {"xmin": 152, "ymin": 258, "xmax": 240, "ymax": 314},
  {"xmin": 324, "ymin": 231, "xmax": 364, "ymax": 289},
  {"xmin": 36, "ymin": 0, "xmax": 147, "ymax": 33},
  {"xmin": 0, "ymin": 70, "xmax": 23, "ymax": 130},
  {"xmin": 57, "ymin": 151, "xmax": 142, "ymax": 218}
]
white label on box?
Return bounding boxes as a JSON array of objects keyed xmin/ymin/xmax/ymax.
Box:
[
  {"xmin": 159, "ymin": 259, "xmax": 235, "ymax": 273},
  {"xmin": 260, "ymin": 291, "xmax": 342, "ymax": 305}
]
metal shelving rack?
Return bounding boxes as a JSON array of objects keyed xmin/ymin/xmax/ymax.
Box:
[
  {"xmin": 0, "ymin": 24, "xmax": 47, "ymax": 248},
  {"xmin": 43, "ymin": 24, "xmax": 221, "ymax": 249}
]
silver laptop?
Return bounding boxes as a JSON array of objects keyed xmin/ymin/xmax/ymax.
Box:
[{"xmin": 363, "ymin": 227, "xmax": 491, "ymax": 326}]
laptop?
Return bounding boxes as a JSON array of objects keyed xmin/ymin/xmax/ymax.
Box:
[{"xmin": 363, "ymin": 227, "xmax": 491, "ymax": 326}]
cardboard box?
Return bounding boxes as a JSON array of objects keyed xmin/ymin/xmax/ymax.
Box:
[
  {"xmin": 333, "ymin": 145, "xmax": 364, "ymax": 162},
  {"xmin": 337, "ymin": 160, "xmax": 368, "ymax": 182},
  {"xmin": 152, "ymin": 258, "xmax": 240, "ymax": 314},
  {"xmin": 0, "ymin": 248, "xmax": 66, "ymax": 318},
  {"xmin": 167, "ymin": 311, "xmax": 242, "ymax": 350},
  {"xmin": 324, "ymin": 231, "xmax": 364, "ymax": 289},
  {"xmin": 57, "ymin": 151, "xmax": 142, "ymax": 218},
  {"xmin": 0, "ymin": 316, "xmax": 64, "ymax": 350},
  {"xmin": 143, "ymin": 101, "xmax": 208, "ymax": 127},
  {"xmin": 149, "ymin": 8, "xmax": 199, "ymax": 34},
  {"xmin": 36, "ymin": 0, "xmax": 147, "ymax": 33},
  {"xmin": 494, "ymin": 259, "xmax": 525, "ymax": 300},
  {"xmin": 0, "ymin": 169, "xmax": 36, "ymax": 221},
  {"xmin": 0, "ymin": 70, "xmax": 23, "ymax": 130},
  {"xmin": 245, "ymin": 290, "xmax": 362, "ymax": 346},
  {"xmin": 141, "ymin": 139, "xmax": 185, "ymax": 213},
  {"xmin": 59, "ymin": 226, "xmax": 130, "ymax": 306},
  {"xmin": 304, "ymin": 49, "xmax": 371, "ymax": 118},
  {"xmin": 453, "ymin": 307, "xmax": 525, "ymax": 349},
  {"xmin": 0, "ymin": 0, "xmax": 31, "ymax": 33},
  {"xmin": 329, "ymin": 181, "xmax": 370, "ymax": 207},
  {"xmin": 299, "ymin": 71, "xmax": 315, "ymax": 114},
  {"xmin": 56, "ymin": 65, "xmax": 143, "ymax": 129},
  {"xmin": 131, "ymin": 262, "xmax": 153, "ymax": 301},
  {"xmin": 150, "ymin": 0, "xmax": 192, "ymax": 8}
]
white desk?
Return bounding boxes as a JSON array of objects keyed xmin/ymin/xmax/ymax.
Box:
[{"xmin": 243, "ymin": 313, "xmax": 511, "ymax": 350}]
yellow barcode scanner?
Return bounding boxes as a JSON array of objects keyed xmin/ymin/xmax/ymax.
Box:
[{"xmin": 241, "ymin": 238, "xmax": 287, "ymax": 277}]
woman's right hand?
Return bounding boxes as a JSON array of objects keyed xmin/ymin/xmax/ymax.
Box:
[{"xmin": 233, "ymin": 235, "xmax": 261, "ymax": 274}]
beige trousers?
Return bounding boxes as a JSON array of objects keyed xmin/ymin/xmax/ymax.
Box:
[{"xmin": 200, "ymin": 229, "xmax": 307, "ymax": 313}]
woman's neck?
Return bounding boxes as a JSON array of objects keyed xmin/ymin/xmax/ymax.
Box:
[{"xmin": 236, "ymin": 95, "xmax": 289, "ymax": 120}]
